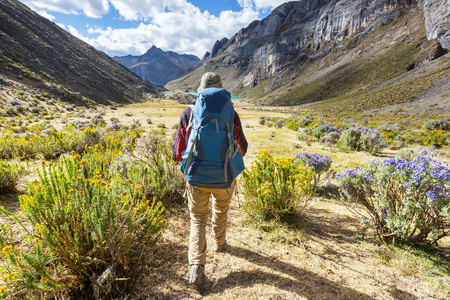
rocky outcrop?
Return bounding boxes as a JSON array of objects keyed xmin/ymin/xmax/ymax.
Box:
[
  {"xmin": 0, "ymin": 0, "xmax": 162, "ymax": 105},
  {"xmin": 419, "ymin": 0, "xmax": 450, "ymax": 49},
  {"xmin": 114, "ymin": 46, "xmax": 200, "ymax": 86},
  {"xmin": 208, "ymin": 0, "xmax": 415, "ymax": 82},
  {"xmin": 201, "ymin": 38, "xmax": 229, "ymax": 63}
]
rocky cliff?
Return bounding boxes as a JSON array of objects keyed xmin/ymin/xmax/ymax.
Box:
[
  {"xmin": 167, "ymin": 0, "xmax": 449, "ymax": 107},
  {"xmin": 419, "ymin": 0, "xmax": 450, "ymax": 49},
  {"xmin": 0, "ymin": 0, "xmax": 163, "ymax": 105},
  {"xmin": 114, "ymin": 46, "xmax": 200, "ymax": 86}
]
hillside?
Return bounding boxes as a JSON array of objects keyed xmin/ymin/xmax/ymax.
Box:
[
  {"xmin": 167, "ymin": 0, "xmax": 449, "ymax": 111},
  {"xmin": 0, "ymin": 0, "xmax": 163, "ymax": 106},
  {"xmin": 114, "ymin": 46, "xmax": 200, "ymax": 86}
]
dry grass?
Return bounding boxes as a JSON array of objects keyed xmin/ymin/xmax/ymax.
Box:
[{"xmin": 1, "ymin": 99, "xmax": 449, "ymax": 299}]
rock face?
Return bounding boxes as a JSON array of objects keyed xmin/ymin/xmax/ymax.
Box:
[
  {"xmin": 211, "ymin": 0, "xmax": 415, "ymax": 81},
  {"xmin": 114, "ymin": 46, "xmax": 200, "ymax": 86},
  {"xmin": 0, "ymin": 0, "xmax": 162, "ymax": 105},
  {"xmin": 419, "ymin": 0, "xmax": 450, "ymax": 49},
  {"xmin": 168, "ymin": 0, "xmax": 449, "ymax": 107}
]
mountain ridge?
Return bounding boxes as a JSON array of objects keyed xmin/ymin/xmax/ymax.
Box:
[
  {"xmin": 114, "ymin": 46, "xmax": 200, "ymax": 86},
  {"xmin": 0, "ymin": 0, "xmax": 163, "ymax": 105}
]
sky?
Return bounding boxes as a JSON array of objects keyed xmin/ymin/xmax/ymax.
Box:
[{"xmin": 18, "ymin": 0, "xmax": 289, "ymax": 59}]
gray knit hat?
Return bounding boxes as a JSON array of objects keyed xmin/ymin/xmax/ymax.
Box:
[{"xmin": 197, "ymin": 72, "xmax": 222, "ymax": 92}]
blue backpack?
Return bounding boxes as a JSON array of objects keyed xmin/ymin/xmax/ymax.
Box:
[{"xmin": 180, "ymin": 87, "xmax": 245, "ymax": 189}]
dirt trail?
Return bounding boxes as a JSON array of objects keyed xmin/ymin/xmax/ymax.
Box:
[{"xmin": 137, "ymin": 196, "xmax": 446, "ymax": 299}]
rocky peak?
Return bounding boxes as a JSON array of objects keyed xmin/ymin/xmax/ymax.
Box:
[{"xmin": 114, "ymin": 46, "xmax": 200, "ymax": 86}]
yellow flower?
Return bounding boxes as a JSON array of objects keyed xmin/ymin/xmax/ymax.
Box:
[
  {"xmin": 1, "ymin": 245, "xmax": 12, "ymax": 256},
  {"xmin": 0, "ymin": 285, "xmax": 6, "ymax": 293}
]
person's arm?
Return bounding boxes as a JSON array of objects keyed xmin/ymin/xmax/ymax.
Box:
[
  {"xmin": 233, "ymin": 112, "xmax": 248, "ymax": 156},
  {"xmin": 172, "ymin": 107, "xmax": 192, "ymax": 161}
]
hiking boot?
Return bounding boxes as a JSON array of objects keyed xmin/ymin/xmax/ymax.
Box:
[
  {"xmin": 187, "ymin": 264, "xmax": 204, "ymax": 285},
  {"xmin": 214, "ymin": 241, "xmax": 228, "ymax": 253}
]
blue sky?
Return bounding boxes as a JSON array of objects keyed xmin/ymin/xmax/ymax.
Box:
[{"xmin": 19, "ymin": 0, "xmax": 288, "ymax": 58}]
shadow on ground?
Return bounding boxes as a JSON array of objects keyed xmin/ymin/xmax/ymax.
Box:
[{"xmin": 203, "ymin": 245, "xmax": 377, "ymax": 299}]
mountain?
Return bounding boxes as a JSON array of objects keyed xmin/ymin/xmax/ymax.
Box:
[
  {"xmin": 167, "ymin": 0, "xmax": 449, "ymax": 110},
  {"xmin": 114, "ymin": 46, "xmax": 200, "ymax": 86},
  {"xmin": 0, "ymin": 0, "xmax": 163, "ymax": 105}
]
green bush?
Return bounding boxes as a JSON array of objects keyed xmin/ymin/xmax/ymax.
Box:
[
  {"xmin": 336, "ymin": 151, "xmax": 450, "ymax": 245},
  {"xmin": 109, "ymin": 136, "xmax": 185, "ymax": 206},
  {"xmin": 338, "ymin": 126, "xmax": 386, "ymax": 155},
  {"xmin": 423, "ymin": 119, "xmax": 450, "ymax": 131},
  {"xmin": 0, "ymin": 160, "xmax": 24, "ymax": 193},
  {"xmin": 0, "ymin": 155, "xmax": 166, "ymax": 298},
  {"xmin": 241, "ymin": 150, "xmax": 315, "ymax": 220}
]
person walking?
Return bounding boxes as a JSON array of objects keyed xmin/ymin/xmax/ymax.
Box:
[{"xmin": 172, "ymin": 72, "xmax": 248, "ymax": 285}]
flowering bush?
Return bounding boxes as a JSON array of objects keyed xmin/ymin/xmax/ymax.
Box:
[
  {"xmin": 338, "ymin": 126, "xmax": 386, "ymax": 155},
  {"xmin": 336, "ymin": 151, "xmax": 450, "ymax": 245},
  {"xmin": 313, "ymin": 124, "xmax": 337, "ymax": 139},
  {"xmin": 423, "ymin": 119, "xmax": 450, "ymax": 131},
  {"xmin": 319, "ymin": 131, "xmax": 341, "ymax": 145},
  {"xmin": 0, "ymin": 123, "xmax": 142, "ymax": 160},
  {"xmin": 422, "ymin": 130, "xmax": 449, "ymax": 147},
  {"xmin": 295, "ymin": 152, "xmax": 332, "ymax": 183},
  {"xmin": 0, "ymin": 155, "xmax": 166, "ymax": 298},
  {"xmin": 241, "ymin": 150, "xmax": 315, "ymax": 220},
  {"xmin": 109, "ymin": 135, "xmax": 185, "ymax": 206},
  {"xmin": 0, "ymin": 160, "xmax": 25, "ymax": 193}
]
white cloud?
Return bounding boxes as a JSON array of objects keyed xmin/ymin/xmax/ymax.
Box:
[
  {"xmin": 18, "ymin": 0, "xmax": 281, "ymax": 58},
  {"xmin": 237, "ymin": 0, "xmax": 288, "ymax": 11},
  {"xmin": 20, "ymin": 0, "xmax": 110, "ymax": 18},
  {"xmin": 76, "ymin": 6, "xmax": 259, "ymax": 58},
  {"xmin": 56, "ymin": 23, "xmax": 67, "ymax": 30},
  {"xmin": 252, "ymin": 0, "xmax": 288, "ymax": 11}
]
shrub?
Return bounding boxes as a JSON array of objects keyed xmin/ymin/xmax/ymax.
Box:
[
  {"xmin": 109, "ymin": 136, "xmax": 185, "ymax": 206},
  {"xmin": 285, "ymin": 120, "xmax": 300, "ymax": 131},
  {"xmin": 241, "ymin": 150, "xmax": 315, "ymax": 220},
  {"xmin": 336, "ymin": 151, "xmax": 450, "ymax": 245},
  {"xmin": 275, "ymin": 119, "xmax": 284, "ymax": 128},
  {"xmin": 337, "ymin": 127, "xmax": 361, "ymax": 152},
  {"xmin": 320, "ymin": 131, "xmax": 340, "ymax": 145},
  {"xmin": 422, "ymin": 130, "xmax": 449, "ymax": 147},
  {"xmin": 338, "ymin": 126, "xmax": 386, "ymax": 155},
  {"xmin": 0, "ymin": 160, "xmax": 24, "ymax": 193},
  {"xmin": 91, "ymin": 114, "xmax": 105, "ymax": 125},
  {"xmin": 300, "ymin": 118, "xmax": 312, "ymax": 127},
  {"xmin": 0, "ymin": 124, "xmax": 142, "ymax": 160},
  {"xmin": 423, "ymin": 119, "xmax": 450, "ymax": 131},
  {"xmin": 259, "ymin": 118, "xmax": 266, "ymax": 126},
  {"xmin": 0, "ymin": 155, "xmax": 166, "ymax": 298},
  {"xmin": 313, "ymin": 124, "xmax": 337, "ymax": 139},
  {"xmin": 295, "ymin": 153, "xmax": 332, "ymax": 184}
]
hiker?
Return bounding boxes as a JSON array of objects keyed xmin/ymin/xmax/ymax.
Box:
[{"xmin": 172, "ymin": 72, "xmax": 248, "ymax": 285}]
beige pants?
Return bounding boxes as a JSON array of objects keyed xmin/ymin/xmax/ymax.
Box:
[{"xmin": 187, "ymin": 181, "xmax": 235, "ymax": 265}]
